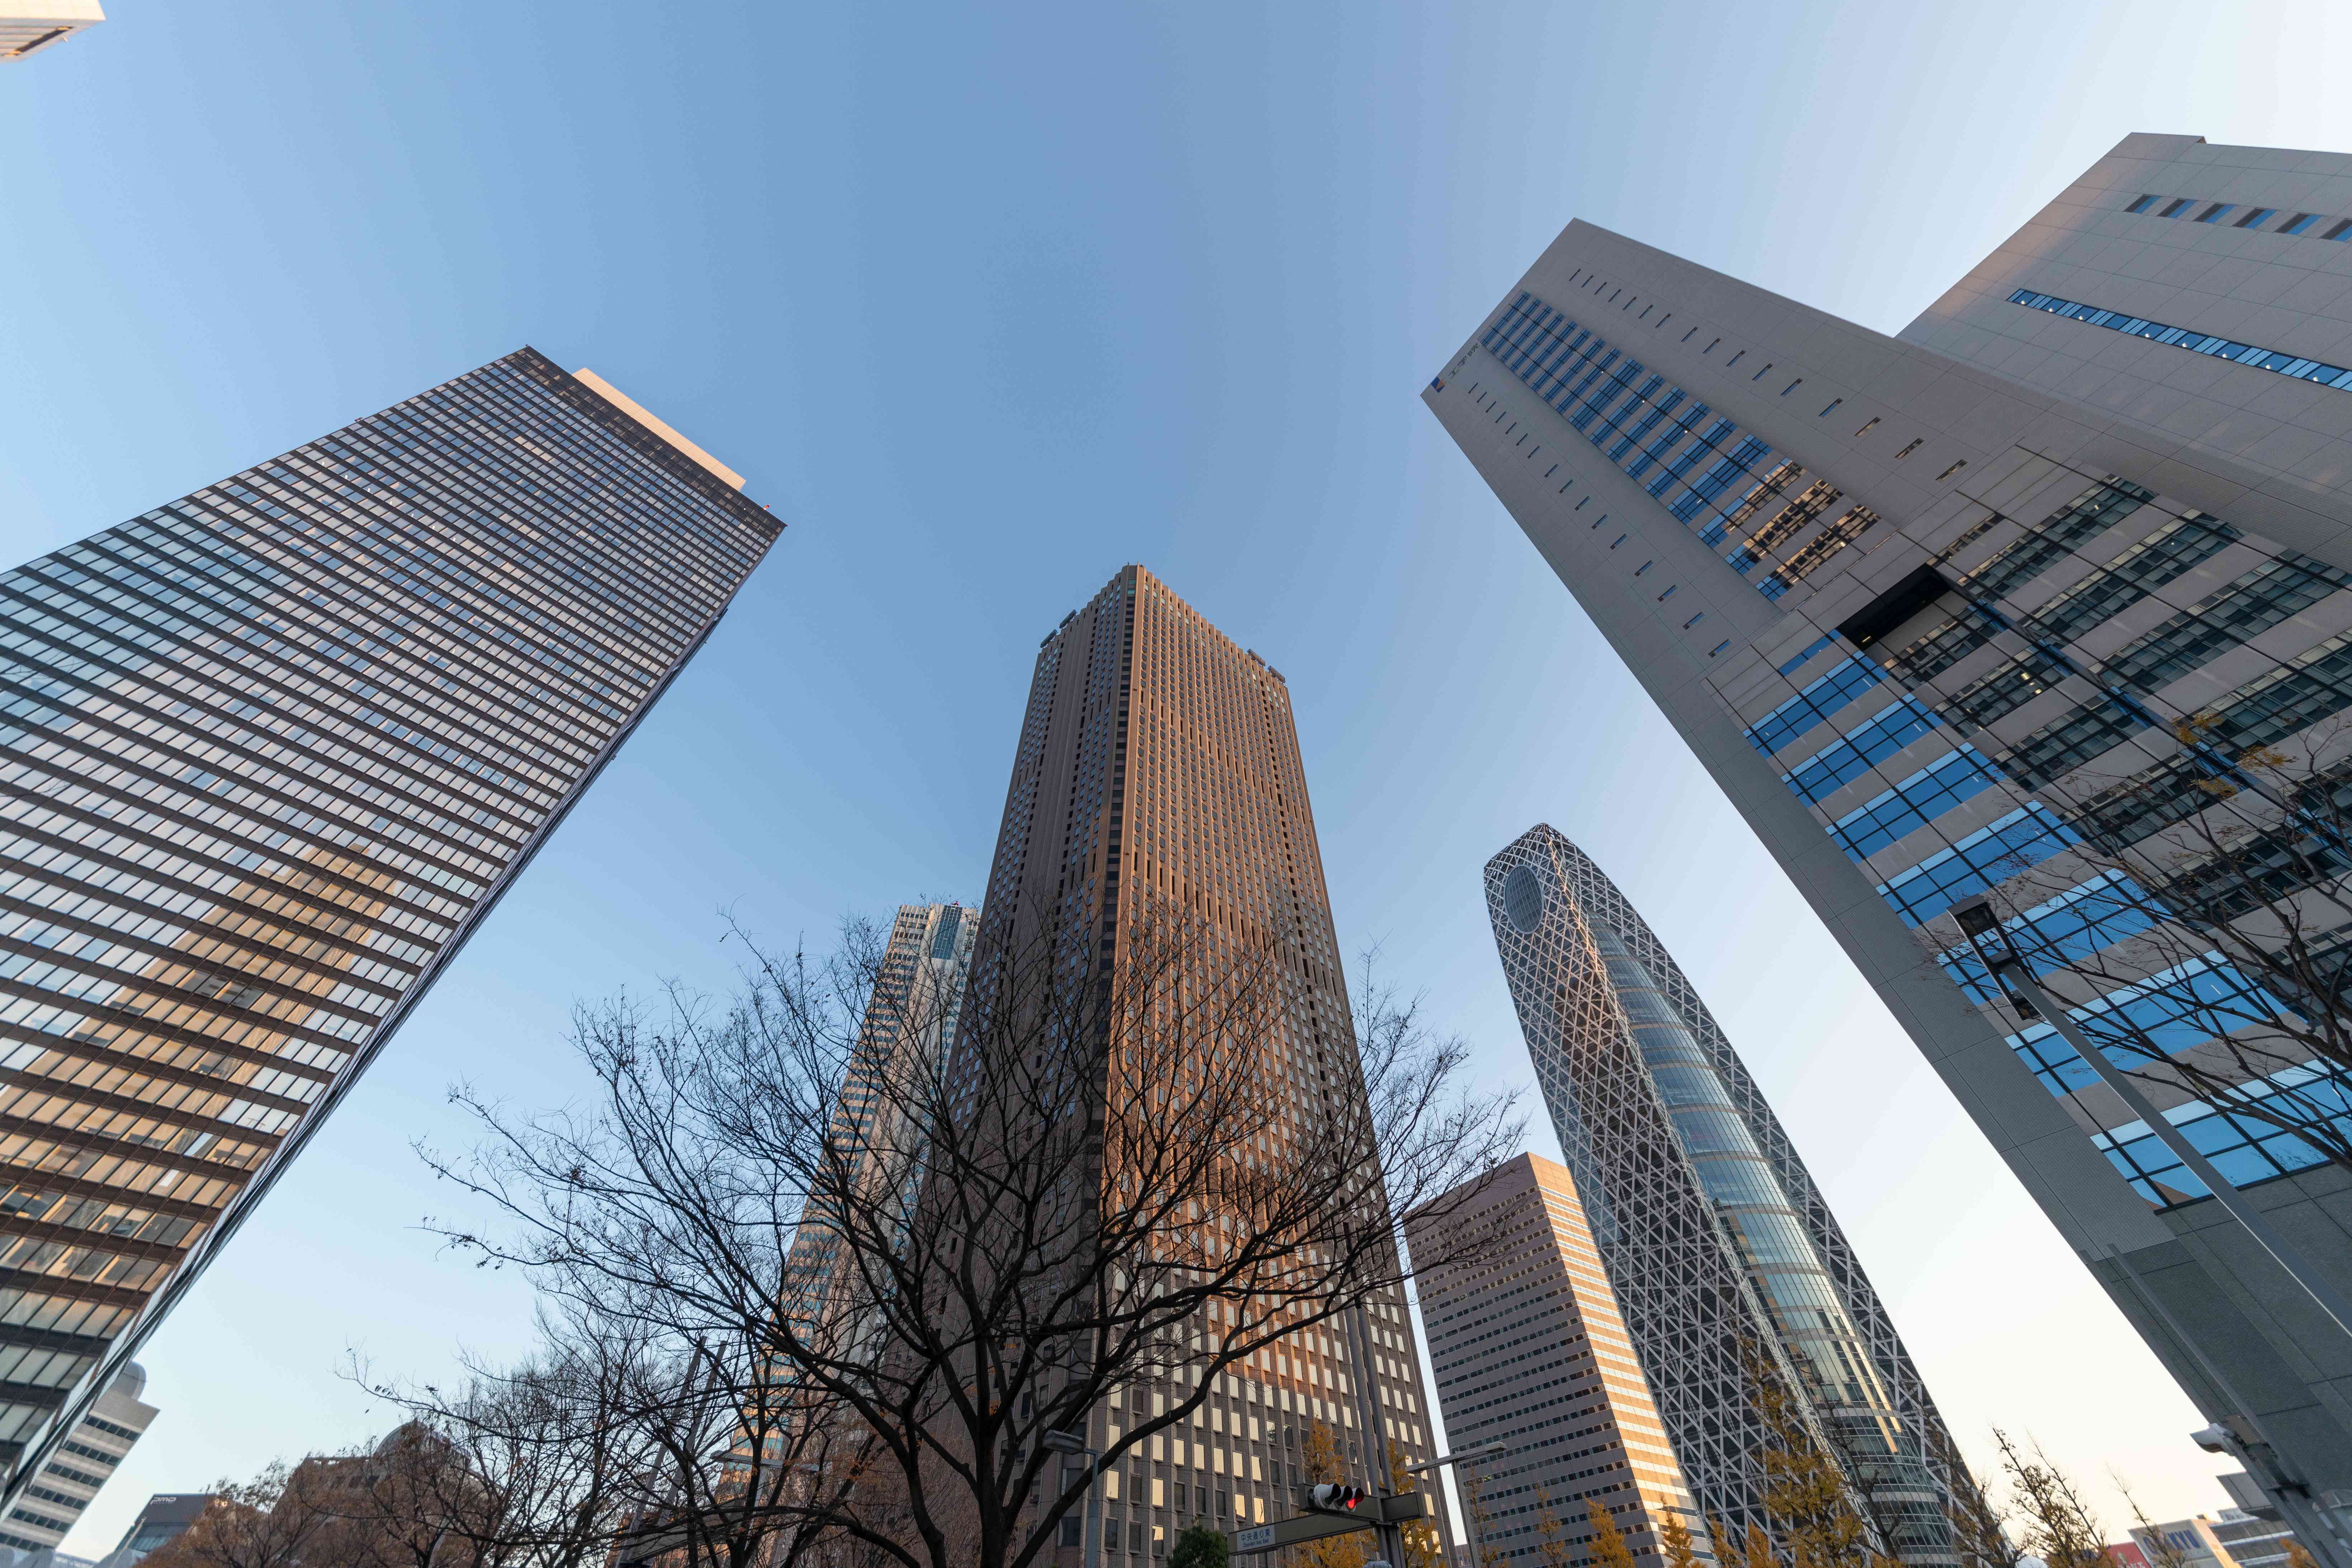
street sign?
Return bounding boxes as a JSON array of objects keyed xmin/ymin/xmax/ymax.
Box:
[{"xmin": 1227, "ymin": 1495, "xmax": 1428, "ymax": 1555}]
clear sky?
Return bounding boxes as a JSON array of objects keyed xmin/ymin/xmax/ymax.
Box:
[{"xmin": 5, "ymin": 0, "xmax": 2348, "ymax": 1552}]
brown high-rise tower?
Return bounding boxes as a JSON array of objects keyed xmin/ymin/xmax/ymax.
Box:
[{"xmin": 967, "ymin": 566, "xmax": 1440, "ymax": 1551}]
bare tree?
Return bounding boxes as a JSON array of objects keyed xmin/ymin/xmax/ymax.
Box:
[
  {"xmin": 137, "ymin": 1463, "xmax": 341, "ymax": 1568},
  {"xmin": 420, "ymin": 900, "xmax": 1519, "ymax": 1568},
  {"xmin": 354, "ymin": 1310, "xmax": 687, "ymax": 1567}
]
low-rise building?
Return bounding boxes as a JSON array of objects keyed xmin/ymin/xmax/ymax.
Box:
[{"xmin": 110, "ymin": 1493, "xmax": 224, "ymax": 1563}]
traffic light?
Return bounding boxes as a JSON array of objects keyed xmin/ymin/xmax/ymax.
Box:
[{"xmin": 1307, "ymin": 1485, "xmax": 1366, "ymax": 1515}]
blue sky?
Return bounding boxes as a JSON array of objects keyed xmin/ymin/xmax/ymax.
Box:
[{"xmin": 5, "ymin": 0, "xmax": 2348, "ymax": 1550}]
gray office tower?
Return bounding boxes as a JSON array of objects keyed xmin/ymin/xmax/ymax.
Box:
[
  {"xmin": 1427, "ymin": 133, "xmax": 2352, "ymax": 1536},
  {"xmin": 0, "ymin": 351, "xmax": 779, "ymax": 1508},
  {"xmin": 782, "ymin": 901, "xmax": 977, "ymax": 1357},
  {"xmin": 1486, "ymin": 826, "xmax": 1964, "ymax": 1563}
]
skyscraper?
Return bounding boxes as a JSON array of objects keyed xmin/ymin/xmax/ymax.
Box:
[
  {"xmin": 1405, "ymin": 1152, "xmax": 1701, "ymax": 1568},
  {"xmin": 783, "ymin": 901, "xmax": 977, "ymax": 1355},
  {"xmin": 1483, "ymin": 827, "xmax": 1963, "ymax": 1563},
  {"xmin": 1425, "ymin": 133, "xmax": 2352, "ymax": 1515},
  {"xmin": 0, "ymin": 349, "xmax": 779, "ymax": 1506},
  {"xmin": 969, "ymin": 566, "xmax": 1442, "ymax": 1550},
  {"xmin": 0, "ymin": 2, "xmax": 101, "ymax": 62},
  {"xmin": 0, "ymin": 1363, "xmax": 151, "ymax": 1559}
]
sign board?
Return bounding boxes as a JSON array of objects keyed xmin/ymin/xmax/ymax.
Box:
[
  {"xmin": 1226, "ymin": 1513, "xmax": 1371, "ymax": 1555},
  {"xmin": 1228, "ymin": 1496, "xmax": 1421, "ymax": 1557}
]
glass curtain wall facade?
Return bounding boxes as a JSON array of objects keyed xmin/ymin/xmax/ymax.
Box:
[
  {"xmin": 0, "ymin": 348, "xmax": 780, "ymax": 1505},
  {"xmin": 970, "ymin": 566, "xmax": 1442, "ymax": 1558},
  {"xmin": 1484, "ymin": 827, "xmax": 1964, "ymax": 1563},
  {"xmin": 1425, "ymin": 133, "xmax": 2352, "ymax": 1502}
]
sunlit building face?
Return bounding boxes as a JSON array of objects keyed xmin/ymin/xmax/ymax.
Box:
[{"xmin": 0, "ymin": 349, "xmax": 777, "ymax": 1506}]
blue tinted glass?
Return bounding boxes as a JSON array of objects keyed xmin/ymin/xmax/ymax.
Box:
[
  {"xmin": 2008, "ymin": 289, "xmax": 2352, "ymax": 399},
  {"xmin": 1745, "ymin": 657, "xmax": 1883, "ymax": 754},
  {"xmin": 1829, "ymin": 748, "xmax": 2000, "ymax": 860},
  {"xmin": 1775, "ymin": 634, "xmax": 1836, "ymax": 676},
  {"xmin": 1875, "ymin": 806, "xmax": 2076, "ymax": 925},
  {"xmin": 1783, "ymin": 699, "xmax": 1941, "ymax": 802}
]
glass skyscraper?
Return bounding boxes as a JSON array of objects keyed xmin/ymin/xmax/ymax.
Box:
[
  {"xmin": 0, "ymin": 349, "xmax": 779, "ymax": 1507},
  {"xmin": 1427, "ymin": 133, "xmax": 2352, "ymax": 1516},
  {"xmin": 1484, "ymin": 826, "xmax": 1964, "ymax": 1564}
]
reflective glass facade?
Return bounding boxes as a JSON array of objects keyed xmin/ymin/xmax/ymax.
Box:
[
  {"xmin": 1467, "ymin": 290, "xmax": 2352, "ymax": 1213},
  {"xmin": 0, "ymin": 348, "xmax": 779, "ymax": 1500},
  {"xmin": 1427, "ymin": 132, "xmax": 2352, "ymax": 1494}
]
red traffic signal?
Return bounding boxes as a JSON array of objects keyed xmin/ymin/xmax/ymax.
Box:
[{"xmin": 1308, "ymin": 1485, "xmax": 1366, "ymax": 1514}]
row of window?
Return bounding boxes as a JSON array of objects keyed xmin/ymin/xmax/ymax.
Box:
[
  {"xmin": 1782, "ymin": 698, "xmax": 1942, "ymax": 806},
  {"xmin": 1744, "ymin": 655, "xmax": 1881, "ymax": 756},
  {"xmin": 2010, "ymin": 289, "xmax": 2352, "ymax": 392},
  {"xmin": 2123, "ymin": 192, "xmax": 2352, "ymax": 240},
  {"xmin": 1877, "ymin": 486, "xmax": 2352, "ymax": 1200},
  {"xmin": 0, "ymin": 352, "xmax": 779, "ymax": 1429},
  {"xmin": 1828, "ymin": 748, "xmax": 2001, "ymax": 863},
  {"xmin": 1876, "ymin": 806, "xmax": 2078, "ymax": 927},
  {"xmin": 1481, "ymin": 296, "xmax": 1817, "ymax": 600},
  {"xmin": 1748, "ymin": 460, "xmax": 2352, "ymax": 1211}
]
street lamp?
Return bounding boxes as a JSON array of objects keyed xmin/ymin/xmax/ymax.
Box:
[
  {"xmin": 1948, "ymin": 894, "xmax": 2352, "ymax": 1338},
  {"xmin": 1401, "ymin": 1440, "xmax": 1508, "ymax": 1568},
  {"xmin": 1044, "ymin": 1428, "xmax": 1103, "ymax": 1568},
  {"xmin": 2192, "ymin": 1421, "xmax": 2352, "ymax": 1568},
  {"xmin": 1949, "ymin": 894, "xmax": 2352, "ymax": 1568}
]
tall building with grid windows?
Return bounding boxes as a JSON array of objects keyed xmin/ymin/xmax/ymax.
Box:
[
  {"xmin": 0, "ymin": 349, "xmax": 780, "ymax": 1510},
  {"xmin": 1482, "ymin": 827, "xmax": 1964, "ymax": 1564},
  {"xmin": 0, "ymin": 3, "xmax": 101, "ymax": 62},
  {"xmin": 1406, "ymin": 1152, "xmax": 1703, "ymax": 1568},
  {"xmin": 970, "ymin": 567, "xmax": 1444, "ymax": 1559},
  {"xmin": 0, "ymin": 1362, "xmax": 151, "ymax": 1559},
  {"xmin": 783, "ymin": 901, "xmax": 977, "ymax": 1355},
  {"xmin": 1426, "ymin": 133, "xmax": 2352, "ymax": 1516}
]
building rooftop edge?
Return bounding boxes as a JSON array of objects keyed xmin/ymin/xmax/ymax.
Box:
[{"xmin": 568, "ymin": 367, "xmax": 745, "ymax": 490}]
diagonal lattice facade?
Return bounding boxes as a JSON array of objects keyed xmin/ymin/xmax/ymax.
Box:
[{"xmin": 1484, "ymin": 825, "xmax": 1966, "ymax": 1563}]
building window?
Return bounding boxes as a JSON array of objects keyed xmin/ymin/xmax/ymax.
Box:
[
  {"xmin": 2125, "ymin": 194, "xmax": 2159, "ymax": 213},
  {"xmin": 2281, "ymin": 212, "xmax": 2323, "ymax": 235},
  {"xmin": 2233, "ymin": 207, "xmax": 2276, "ymax": 228},
  {"xmin": 1943, "ymin": 650, "xmax": 2070, "ymax": 727},
  {"xmin": 2195, "ymin": 203, "xmax": 2234, "ymax": 224},
  {"xmin": 2159, "ymin": 198, "xmax": 2192, "ymax": 217},
  {"xmin": 2009, "ymin": 288, "xmax": 2352, "ymax": 389},
  {"xmin": 1829, "ymin": 748, "xmax": 2003, "ymax": 861},
  {"xmin": 2328, "ymin": 219, "xmax": 2352, "ymax": 241}
]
